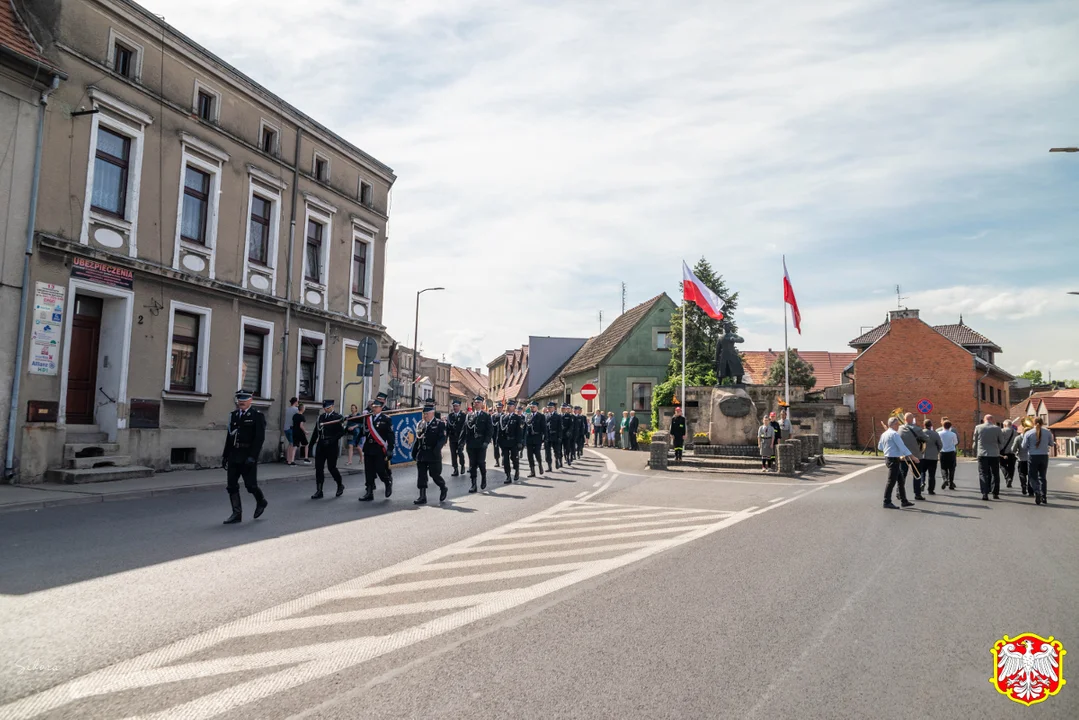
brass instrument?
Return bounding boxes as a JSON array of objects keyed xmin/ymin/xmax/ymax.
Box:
[
  {"xmin": 890, "ymin": 407, "xmax": 905, "ymax": 420},
  {"xmin": 1020, "ymin": 415, "xmax": 1036, "ymax": 431},
  {"xmin": 880, "ymin": 417, "xmax": 922, "ymax": 479}
]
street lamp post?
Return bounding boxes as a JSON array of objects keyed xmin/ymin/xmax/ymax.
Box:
[
  {"xmin": 1049, "ymin": 147, "xmax": 1079, "ymax": 153},
  {"xmin": 411, "ymin": 286, "xmax": 445, "ymax": 408}
]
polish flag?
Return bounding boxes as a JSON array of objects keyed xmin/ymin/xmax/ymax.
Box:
[
  {"xmin": 783, "ymin": 256, "xmax": 801, "ymax": 334},
  {"xmin": 682, "ymin": 261, "xmax": 725, "ymax": 320}
]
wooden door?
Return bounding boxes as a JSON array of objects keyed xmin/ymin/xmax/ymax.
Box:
[{"xmin": 66, "ymin": 300, "xmax": 101, "ymax": 425}]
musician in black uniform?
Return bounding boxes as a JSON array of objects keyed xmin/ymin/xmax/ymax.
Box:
[
  {"xmin": 412, "ymin": 402, "xmax": 448, "ymax": 505},
  {"xmin": 498, "ymin": 399, "xmax": 525, "ymax": 483},
  {"xmin": 524, "ymin": 400, "xmax": 547, "ymax": 477},
  {"xmin": 574, "ymin": 406, "xmax": 588, "ymax": 457},
  {"xmin": 560, "ymin": 404, "xmax": 576, "ymax": 464},
  {"xmin": 545, "ymin": 401, "xmax": 562, "ymax": 470},
  {"xmin": 221, "ymin": 391, "xmax": 268, "ymax": 524},
  {"xmin": 311, "ymin": 399, "xmax": 346, "ymax": 499},
  {"xmin": 445, "ymin": 399, "xmax": 466, "ymax": 477},
  {"xmin": 491, "ymin": 401, "xmax": 504, "ymax": 465},
  {"xmin": 463, "ymin": 395, "xmax": 492, "ymax": 492},
  {"xmin": 669, "ymin": 406, "xmax": 687, "ymax": 461},
  {"xmin": 359, "ymin": 398, "xmax": 394, "ymax": 501}
]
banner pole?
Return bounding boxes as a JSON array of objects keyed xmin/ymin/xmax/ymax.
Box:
[
  {"xmin": 783, "ymin": 256, "xmax": 790, "ymax": 407},
  {"xmin": 681, "ymin": 299, "xmax": 686, "ymax": 405}
]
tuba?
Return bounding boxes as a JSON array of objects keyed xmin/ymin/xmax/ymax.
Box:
[
  {"xmin": 1020, "ymin": 415, "xmax": 1036, "ymax": 431},
  {"xmin": 890, "ymin": 407, "xmax": 905, "ymax": 421}
]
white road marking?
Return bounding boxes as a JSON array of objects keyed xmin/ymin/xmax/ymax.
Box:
[
  {"xmin": 459, "ymin": 524, "xmax": 720, "ymax": 552},
  {"xmin": 593, "ymin": 481, "xmax": 601, "ymax": 487},
  {"xmin": 574, "ymin": 491, "xmax": 588, "ymax": 499},
  {"xmin": 769, "ymin": 497, "xmax": 784, "ymax": 503},
  {"xmin": 522, "ymin": 509, "xmax": 725, "ymax": 527},
  {"xmin": 497, "ymin": 515, "xmax": 733, "ymax": 538}
]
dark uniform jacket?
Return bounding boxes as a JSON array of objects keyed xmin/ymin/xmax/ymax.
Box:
[
  {"xmin": 498, "ymin": 412, "xmax": 525, "ymax": 449},
  {"xmin": 223, "ymin": 408, "xmax": 266, "ymax": 462},
  {"xmin": 561, "ymin": 413, "xmax": 577, "ymax": 443},
  {"xmin": 490, "ymin": 412, "xmax": 502, "ymax": 445},
  {"xmin": 446, "ymin": 411, "xmax": 466, "ymax": 442},
  {"xmin": 412, "ymin": 417, "xmax": 447, "ymax": 463},
  {"xmin": 313, "ymin": 410, "xmax": 345, "ymax": 446},
  {"xmin": 546, "ymin": 411, "xmax": 562, "ymax": 443},
  {"xmin": 463, "ymin": 410, "xmax": 493, "ymax": 448},
  {"xmin": 628, "ymin": 415, "xmax": 640, "ymax": 436},
  {"xmin": 526, "ymin": 412, "xmax": 547, "ymax": 445},
  {"xmin": 670, "ymin": 415, "xmax": 687, "ymax": 438},
  {"xmin": 361, "ymin": 411, "xmax": 394, "ymax": 456}
]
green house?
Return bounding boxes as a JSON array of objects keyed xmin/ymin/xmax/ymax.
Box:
[{"xmin": 531, "ymin": 293, "xmax": 677, "ymax": 427}]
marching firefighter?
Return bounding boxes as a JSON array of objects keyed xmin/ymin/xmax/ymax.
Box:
[
  {"xmin": 498, "ymin": 399, "xmax": 525, "ymax": 483},
  {"xmin": 359, "ymin": 398, "xmax": 394, "ymax": 501},
  {"xmin": 445, "ymin": 399, "xmax": 467, "ymax": 476},
  {"xmin": 221, "ymin": 391, "xmax": 268, "ymax": 524},
  {"xmin": 525, "ymin": 400, "xmax": 546, "ymax": 477},
  {"xmin": 412, "ymin": 402, "xmax": 448, "ymax": 505},
  {"xmin": 545, "ymin": 401, "xmax": 562, "ymax": 470},
  {"xmin": 311, "ymin": 398, "xmax": 346, "ymax": 499},
  {"xmin": 463, "ymin": 396, "xmax": 492, "ymax": 492}
]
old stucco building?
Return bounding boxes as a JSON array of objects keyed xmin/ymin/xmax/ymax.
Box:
[{"xmin": 8, "ymin": 0, "xmax": 395, "ymax": 482}]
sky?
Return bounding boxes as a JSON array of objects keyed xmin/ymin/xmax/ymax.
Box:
[{"xmin": 141, "ymin": 0, "xmax": 1079, "ymax": 379}]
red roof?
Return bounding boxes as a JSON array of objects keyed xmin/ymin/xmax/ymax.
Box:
[
  {"xmin": 1036, "ymin": 396, "xmax": 1079, "ymax": 413},
  {"xmin": 0, "ymin": 0, "xmax": 56, "ymax": 71},
  {"xmin": 741, "ymin": 351, "xmax": 858, "ymax": 389},
  {"xmin": 1049, "ymin": 409, "xmax": 1079, "ymax": 432},
  {"xmin": 850, "ymin": 320, "xmax": 1001, "ymax": 352}
]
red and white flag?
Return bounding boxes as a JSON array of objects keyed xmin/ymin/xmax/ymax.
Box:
[
  {"xmin": 682, "ymin": 261, "xmax": 725, "ymax": 320},
  {"xmin": 783, "ymin": 256, "xmax": 801, "ymax": 334}
]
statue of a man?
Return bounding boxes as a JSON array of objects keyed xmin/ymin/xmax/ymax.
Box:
[{"xmin": 715, "ymin": 323, "xmax": 745, "ymax": 385}]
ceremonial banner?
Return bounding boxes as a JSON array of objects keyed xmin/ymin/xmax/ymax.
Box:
[{"xmin": 389, "ymin": 410, "xmax": 421, "ymax": 466}]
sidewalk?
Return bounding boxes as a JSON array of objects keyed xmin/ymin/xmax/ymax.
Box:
[{"xmin": 0, "ymin": 461, "xmax": 366, "ymax": 514}]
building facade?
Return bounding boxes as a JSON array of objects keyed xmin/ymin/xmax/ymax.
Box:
[
  {"xmin": 9, "ymin": 0, "xmax": 395, "ymax": 482},
  {"xmin": 449, "ymin": 366, "xmax": 488, "ymax": 404},
  {"xmin": 848, "ymin": 310, "xmax": 1013, "ymax": 450},
  {"xmin": 487, "ymin": 345, "xmax": 529, "ymax": 404}
]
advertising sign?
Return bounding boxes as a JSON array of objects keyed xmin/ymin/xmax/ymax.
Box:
[
  {"xmin": 28, "ymin": 282, "xmax": 65, "ymax": 376},
  {"xmin": 70, "ymin": 257, "xmax": 134, "ymax": 289}
]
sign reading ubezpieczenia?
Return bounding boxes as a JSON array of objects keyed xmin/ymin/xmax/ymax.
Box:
[
  {"xmin": 70, "ymin": 256, "xmax": 134, "ymax": 289},
  {"xmin": 28, "ymin": 282, "xmax": 65, "ymax": 376}
]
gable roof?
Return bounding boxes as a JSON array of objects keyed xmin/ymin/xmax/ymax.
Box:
[
  {"xmin": 1049, "ymin": 407, "xmax": 1079, "ymax": 432},
  {"xmin": 563, "ymin": 294, "xmax": 670, "ymax": 375},
  {"xmin": 0, "ymin": 0, "xmax": 59, "ymax": 72},
  {"xmin": 1035, "ymin": 396, "xmax": 1079, "ymax": 413},
  {"xmin": 849, "ymin": 319, "xmax": 1001, "ymax": 352},
  {"xmin": 449, "ymin": 367, "xmax": 488, "ymax": 401},
  {"xmin": 741, "ymin": 351, "xmax": 858, "ymax": 389},
  {"xmin": 531, "ymin": 337, "xmax": 599, "ymax": 399}
]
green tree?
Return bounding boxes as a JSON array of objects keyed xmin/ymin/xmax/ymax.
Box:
[
  {"xmin": 764, "ymin": 350, "xmax": 816, "ymax": 390},
  {"xmin": 1066, "ymin": 379, "xmax": 1079, "ymax": 389},
  {"xmin": 1019, "ymin": 369, "xmax": 1044, "ymax": 384}
]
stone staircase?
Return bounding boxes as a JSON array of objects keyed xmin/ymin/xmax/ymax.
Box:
[{"xmin": 45, "ymin": 425, "xmax": 154, "ymax": 484}]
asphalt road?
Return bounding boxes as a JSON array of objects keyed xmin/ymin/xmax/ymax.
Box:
[{"xmin": 1, "ymin": 449, "xmax": 1076, "ymax": 719}]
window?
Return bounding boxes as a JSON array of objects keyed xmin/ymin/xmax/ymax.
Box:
[
  {"xmin": 980, "ymin": 383, "xmax": 986, "ymax": 401},
  {"xmin": 261, "ymin": 126, "xmax": 277, "ymax": 154},
  {"xmin": 314, "ymin": 154, "xmax": 329, "ymax": 182},
  {"xmin": 352, "ymin": 239, "xmax": 368, "ymax": 295},
  {"xmin": 181, "ymin": 166, "xmax": 210, "ymax": 244},
  {"xmin": 305, "ymin": 219, "xmax": 323, "ymax": 282},
  {"xmin": 632, "ymin": 382, "xmax": 652, "ymax": 413},
  {"xmin": 242, "ymin": 328, "xmax": 267, "ymax": 396},
  {"xmin": 197, "ymin": 91, "xmax": 215, "ymax": 121},
  {"xmin": 170, "ymin": 312, "xmax": 200, "ymax": 392},
  {"xmin": 91, "ymin": 128, "xmax": 130, "ymax": 217},
  {"xmin": 248, "ymin": 195, "xmax": 271, "ymax": 265},
  {"xmin": 299, "ymin": 337, "xmax": 321, "ymax": 401},
  {"xmin": 360, "ymin": 181, "xmax": 373, "ymax": 206},
  {"xmin": 114, "ymin": 43, "xmax": 134, "ymax": 78},
  {"xmin": 656, "ymin": 331, "xmax": 671, "ymax": 350}
]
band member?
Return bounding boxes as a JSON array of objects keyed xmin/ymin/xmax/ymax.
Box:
[
  {"xmin": 221, "ymin": 391, "xmax": 268, "ymax": 524},
  {"xmin": 359, "ymin": 398, "xmax": 394, "ymax": 502},
  {"xmin": 670, "ymin": 407, "xmax": 687, "ymax": 461},
  {"xmin": 973, "ymin": 414, "xmax": 1007, "ymax": 501},
  {"xmin": 525, "ymin": 401, "xmax": 547, "ymax": 477},
  {"xmin": 412, "ymin": 403, "xmax": 448, "ymax": 505},
  {"xmin": 898, "ymin": 413, "xmax": 928, "ymax": 499},
  {"xmin": 463, "ymin": 396, "xmax": 492, "ymax": 492},
  {"xmin": 311, "ymin": 398, "xmax": 346, "ymax": 499},
  {"xmin": 445, "ymin": 399, "xmax": 467, "ymax": 477},
  {"xmin": 1013, "ymin": 430, "xmax": 1029, "ymax": 496},
  {"xmin": 879, "ymin": 416, "xmax": 914, "ymax": 509},
  {"xmin": 920, "ymin": 419, "xmax": 942, "ymax": 495},
  {"xmin": 758, "ymin": 415, "xmax": 775, "ymax": 472},
  {"xmin": 491, "ymin": 401, "xmax": 503, "ymax": 465},
  {"xmin": 498, "ymin": 399, "xmax": 525, "ymax": 483},
  {"xmin": 938, "ymin": 419, "xmax": 958, "ymax": 489},
  {"xmin": 999, "ymin": 419, "xmax": 1018, "ymax": 488},
  {"xmin": 560, "ymin": 404, "xmax": 576, "ymax": 464},
  {"xmin": 1022, "ymin": 417, "xmax": 1054, "ymax": 505},
  {"xmin": 545, "ymin": 401, "xmax": 562, "ymax": 470}
]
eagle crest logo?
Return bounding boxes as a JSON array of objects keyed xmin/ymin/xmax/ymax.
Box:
[{"xmin": 991, "ymin": 633, "xmax": 1066, "ymax": 706}]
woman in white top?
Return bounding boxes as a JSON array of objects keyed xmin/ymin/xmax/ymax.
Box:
[
  {"xmin": 937, "ymin": 419, "xmax": 959, "ymax": 490},
  {"xmin": 758, "ymin": 416, "xmax": 776, "ymax": 472},
  {"xmin": 1023, "ymin": 417, "xmax": 1054, "ymax": 505}
]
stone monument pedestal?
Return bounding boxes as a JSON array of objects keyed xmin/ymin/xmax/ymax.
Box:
[{"xmin": 708, "ymin": 387, "xmax": 759, "ymax": 446}]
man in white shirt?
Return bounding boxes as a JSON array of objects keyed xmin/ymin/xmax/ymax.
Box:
[
  {"xmin": 937, "ymin": 420, "xmax": 959, "ymax": 490},
  {"xmin": 878, "ymin": 417, "xmax": 915, "ymax": 509}
]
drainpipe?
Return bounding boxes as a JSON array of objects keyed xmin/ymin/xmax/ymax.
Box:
[
  {"xmin": 5, "ymin": 74, "xmax": 61, "ymax": 480},
  {"xmin": 278, "ymin": 127, "xmax": 303, "ymax": 447}
]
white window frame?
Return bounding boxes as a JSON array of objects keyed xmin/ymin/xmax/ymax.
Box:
[
  {"xmin": 172, "ymin": 134, "xmax": 228, "ymax": 279},
  {"xmin": 349, "ymin": 219, "xmax": 376, "ymax": 305},
  {"xmin": 192, "ymin": 79, "xmax": 222, "ymax": 123},
  {"xmin": 165, "ymin": 301, "xmax": 212, "ymax": 396},
  {"xmin": 258, "ymin": 119, "xmax": 280, "ymax": 156},
  {"xmin": 107, "ymin": 28, "xmax": 144, "ymax": 81},
  {"xmin": 296, "ymin": 328, "xmax": 326, "ymax": 402},
  {"xmin": 312, "ymin": 150, "xmax": 331, "ymax": 182},
  {"xmin": 238, "ymin": 316, "xmax": 275, "ymax": 401},
  {"xmin": 80, "ymin": 89, "xmax": 151, "ymax": 257},
  {"xmin": 301, "ymin": 195, "xmax": 336, "ymax": 309},
  {"xmin": 242, "ymin": 166, "xmax": 285, "ymax": 295}
]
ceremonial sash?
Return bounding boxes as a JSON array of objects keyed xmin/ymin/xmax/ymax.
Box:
[{"xmin": 366, "ymin": 414, "xmax": 389, "ymax": 451}]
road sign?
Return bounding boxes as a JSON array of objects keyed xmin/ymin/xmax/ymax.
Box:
[
  {"xmin": 580, "ymin": 383, "xmax": 598, "ymax": 400},
  {"xmin": 917, "ymin": 398, "xmax": 933, "ymax": 414}
]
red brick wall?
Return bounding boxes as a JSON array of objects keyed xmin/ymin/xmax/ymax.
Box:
[{"xmin": 852, "ymin": 318, "xmax": 1010, "ymax": 450}]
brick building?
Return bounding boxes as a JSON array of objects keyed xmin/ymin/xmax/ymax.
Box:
[{"xmin": 847, "ymin": 309, "xmax": 1013, "ymax": 450}]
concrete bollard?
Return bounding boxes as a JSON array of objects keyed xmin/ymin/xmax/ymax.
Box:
[
  {"xmin": 778, "ymin": 443, "xmax": 798, "ymax": 475},
  {"xmin": 803, "ymin": 433, "xmax": 820, "ymax": 457},
  {"xmin": 799, "ymin": 437, "xmax": 811, "ymax": 462},
  {"xmin": 650, "ymin": 431, "xmax": 669, "ymax": 470},
  {"xmin": 788, "ymin": 438, "xmax": 802, "ymax": 465}
]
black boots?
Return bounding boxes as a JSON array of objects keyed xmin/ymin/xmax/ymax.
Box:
[
  {"xmin": 418, "ymin": 480, "xmax": 447, "ymax": 505},
  {"xmin": 223, "ymin": 492, "xmax": 242, "ymax": 524},
  {"xmin": 547, "ymin": 462, "xmax": 553, "ymax": 473},
  {"xmin": 253, "ymin": 490, "xmax": 268, "ymax": 519},
  {"xmin": 385, "ymin": 478, "xmax": 393, "ymax": 498},
  {"xmin": 438, "ymin": 480, "xmax": 448, "ymax": 503},
  {"xmin": 311, "ymin": 482, "xmax": 324, "ymax": 500},
  {"xmin": 335, "ymin": 481, "xmax": 345, "ymax": 498},
  {"xmin": 481, "ymin": 474, "xmax": 487, "ymax": 490},
  {"xmin": 359, "ymin": 489, "xmax": 375, "ymax": 502},
  {"xmin": 469, "ymin": 477, "xmax": 478, "ymax": 493},
  {"xmin": 414, "ymin": 488, "xmax": 427, "ymax": 505}
]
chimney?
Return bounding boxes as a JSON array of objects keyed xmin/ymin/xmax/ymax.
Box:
[{"xmin": 888, "ymin": 309, "xmax": 920, "ymax": 322}]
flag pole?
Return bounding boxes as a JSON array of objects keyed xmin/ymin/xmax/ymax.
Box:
[
  {"xmin": 681, "ymin": 298, "xmax": 686, "ymax": 405},
  {"xmin": 783, "ymin": 255, "xmax": 790, "ymax": 407}
]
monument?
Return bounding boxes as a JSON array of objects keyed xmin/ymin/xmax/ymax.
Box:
[{"xmin": 708, "ymin": 323, "xmax": 759, "ymax": 446}]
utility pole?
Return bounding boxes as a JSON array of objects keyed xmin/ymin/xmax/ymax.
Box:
[
  {"xmin": 598, "ymin": 310, "xmax": 603, "ymax": 332},
  {"xmin": 621, "ymin": 282, "xmax": 626, "ymax": 315}
]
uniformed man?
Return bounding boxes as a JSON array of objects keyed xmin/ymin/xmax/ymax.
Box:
[
  {"xmin": 491, "ymin": 401, "xmax": 504, "ymax": 465},
  {"xmin": 669, "ymin": 406, "xmax": 687, "ymax": 461},
  {"xmin": 524, "ymin": 400, "xmax": 547, "ymax": 477},
  {"xmin": 973, "ymin": 414, "xmax": 1008, "ymax": 501},
  {"xmin": 221, "ymin": 390, "xmax": 268, "ymax": 524},
  {"xmin": 412, "ymin": 402, "xmax": 448, "ymax": 505},
  {"xmin": 497, "ymin": 399, "xmax": 525, "ymax": 483},
  {"xmin": 445, "ymin": 399, "xmax": 467, "ymax": 477},
  {"xmin": 560, "ymin": 404, "xmax": 576, "ymax": 464},
  {"xmin": 463, "ymin": 396, "xmax": 492, "ymax": 492},
  {"xmin": 999, "ymin": 419, "xmax": 1018, "ymax": 488},
  {"xmin": 545, "ymin": 401, "xmax": 562, "ymax": 470},
  {"xmin": 311, "ymin": 398, "xmax": 346, "ymax": 499},
  {"xmin": 574, "ymin": 406, "xmax": 588, "ymax": 457},
  {"xmin": 359, "ymin": 398, "xmax": 394, "ymax": 501},
  {"xmin": 898, "ymin": 412, "xmax": 928, "ymax": 500}
]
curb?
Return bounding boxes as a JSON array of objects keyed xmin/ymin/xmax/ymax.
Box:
[{"xmin": 0, "ymin": 466, "xmax": 365, "ymax": 514}]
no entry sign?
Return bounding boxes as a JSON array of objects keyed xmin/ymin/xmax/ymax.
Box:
[
  {"xmin": 917, "ymin": 398, "xmax": 933, "ymax": 414},
  {"xmin": 580, "ymin": 383, "xmax": 598, "ymax": 400}
]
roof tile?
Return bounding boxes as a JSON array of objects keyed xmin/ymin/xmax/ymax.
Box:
[
  {"xmin": 741, "ymin": 351, "xmax": 858, "ymax": 389},
  {"xmin": 0, "ymin": 0, "xmax": 55, "ymax": 70}
]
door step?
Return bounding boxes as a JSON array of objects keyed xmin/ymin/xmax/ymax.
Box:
[
  {"xmin": 45, "ymin": 466, "xmax": 155, "ymax": 484},
  {"xmin": 67, "ymin": 455, "xmax": 133, "ymax": 470},
  {"xmin": 65, "ymin": 425, "xmax": 109, "ymax": 443},
  {"xmin": 64, "ymin": 443, "xmax": 121, "ymax": 459}
]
